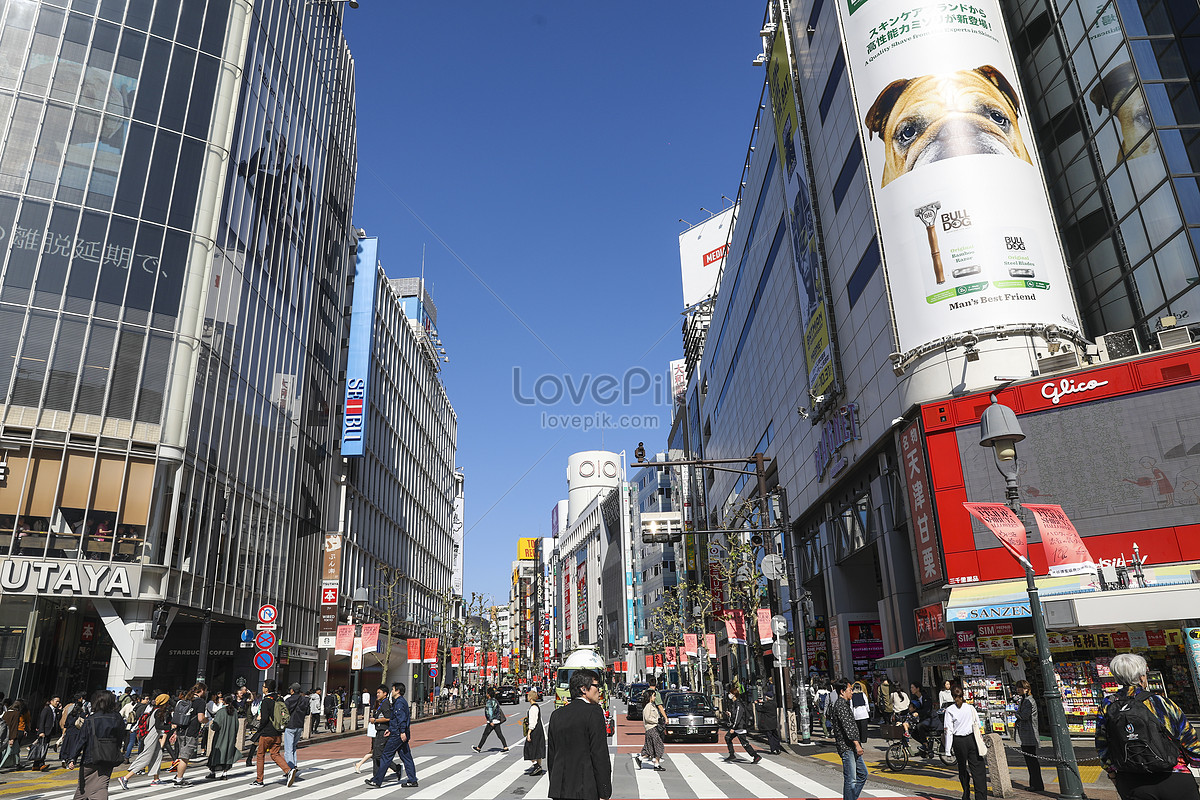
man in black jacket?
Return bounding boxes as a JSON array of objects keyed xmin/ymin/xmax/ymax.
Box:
[
  {"xmin": 32, "ymin": 696, "xmax": 61, "ymax": 771},
  {"xmin": 547, "ymin": 669, "xmax": 611, "ymax": 800},
  {"xmin": 252, "ymin": 680, "xmax": 295, "ymax": 787},
  {"xmin": 283, "ymin": 683, "xmax": 308, "ymax": 773}
]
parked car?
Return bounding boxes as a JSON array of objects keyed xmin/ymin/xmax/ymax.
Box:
[
  {"xmin": 662, "ymin": 692, "xmax": 719, "ymax": 743},
  {"xmin": 496, "ymin": 685, "xmax": 520, "ymax": 704},
  {"xmin": 625, "ymin": 682, "xmax": 649, "ymax": 720}
]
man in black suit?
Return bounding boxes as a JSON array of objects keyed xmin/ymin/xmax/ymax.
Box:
[{"xmin": 547, "ymin": 669, "xmax": 611, "ymax": 800}]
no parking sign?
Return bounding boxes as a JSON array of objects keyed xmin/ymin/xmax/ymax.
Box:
[{"xmin": 254, "ymin": 650, "xmax": 275, "ymax": 671}]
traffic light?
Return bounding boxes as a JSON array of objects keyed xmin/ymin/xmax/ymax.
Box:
[{"xmin": 151, "ymin": 606, "xmax": 169, "ymax": 639}]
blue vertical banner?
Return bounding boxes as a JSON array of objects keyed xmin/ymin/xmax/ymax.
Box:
[{"xmin": 341, "ymin": 237, "xmax": 378, "ymax": 457}]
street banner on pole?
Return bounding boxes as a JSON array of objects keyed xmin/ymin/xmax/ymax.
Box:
[
  {"xmin": 684, "ymin": 633, "xmax": 698, "ymax": 657},
  {"xmin": 724, "ymin": 609, "xmax": 747, "ymax": 645},
  {"xmin": 654, "ymin": 653, "xmax": 664, "ymax": 668},
  {"xmin": 451, "ymin": 647, "xmax": 461, "ymax": 667},
  {"xmin": 645, "ymin": 655, "xmax": 653, "ymax": 669},
  {"xmin": 360, "ymin": 623, "xmax": 380, "ymax": 653},
  {"xmin": 704, "ymin": 633, "xmax": 717, "ymax": 656},
  {"xmin": 665, "ymin": 647, "xmax": 676, "ymax": 667},
  {"xmin": 501, "ymin": 655, "xmax": 510, "ymax": 670},
  {"xmin": 423, "ymin": 638, "xmax": 438, "ymax": 664},
  {"xmin": 351, "ymin": 636, "xmax": 364, "ymax": 670},
  {"xmin": 407, "ymin": 638, "xmax": 421, "ymax": 664},
  {"xmin": 463, "ymin": 645, "xmax": 475, "ymax": 667},
  {"xmin": 757, "ymin": 608, "xmax": 775, "ymax": 645},
  {"xmin": 1023, "ymin": 503, "xmax": 1097, "ymax": 577},
  {"xmin": 335, "ymin": 624, "xmax": 353, "ymax": 657},
  {"xmin": 487, "ymin": 651, "xmax": 498, "ymax": 668},
  {"xmin": 964, "ymin": 502, "xmax": 1029, "ymax": 566}
]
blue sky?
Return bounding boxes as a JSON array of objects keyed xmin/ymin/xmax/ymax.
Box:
[{"xmin": 344, "ymin": 3, "xmax": 767, "ymax": 603}]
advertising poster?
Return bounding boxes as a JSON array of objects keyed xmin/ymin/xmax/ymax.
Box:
[
  {"xmin": 724, "ymin": 610, "xmax": 748, "ymax": 645},
  {"xmin": 684, "ymin": 633, "xmax": 698, "ymax": 657},
  {"xmin": 963, "ymin": 502, "xmax": 1029, "ymax": 565},
  {"xmin": 767, "ymin": 2, "xmax": 838, "ymax": 398},
  {"xmin": 423, "ymin": 637, "xmax": 438, "ymax": 664},
  {"xmin": 451, "ymin": 646, "xmax": 461, "ymax": 667},
  {"xmin": 831, "ymin": 0, "xmax": 1080, "ymax": 354},
  {"xmin": 360, "ymin": 623, "xmax": 381, "ymax": 653},
  {"xmin": 806, "ymin": 621, "xmax": 831, "ymax": 676},
  {"xmin": 900, "ymin": 422, "xmax": 943, "ymax": 586},
  {"xmin": 335, "ymin": 624, "xmax": 354, "ymax": 657},
  {"xmin": 1023, "ymin": 503, "xmax": 1097, "ymax": 576},
  {"xmin": 406, "ymin": 637, "xmax": 421, "ymax": 664},
  {"xmin": 757, "ymin": 608, "xmax": 775, "ymax": 645},
  {"xmin": 848, "ymin": 620, "xmax": 883, "ymax": 674},
  {"xmin": 704, "ymin": 632, "xmax": 717, "ymax": 657}
]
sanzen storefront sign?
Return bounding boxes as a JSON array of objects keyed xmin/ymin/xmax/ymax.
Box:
[{"xmin": 1, "ymin": 559, "xmax": 138, "ymax": 597}]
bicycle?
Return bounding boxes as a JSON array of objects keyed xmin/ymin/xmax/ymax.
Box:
[{"xmin": 881, "ymin": 724, "xmax": 957, "ymax": 771}]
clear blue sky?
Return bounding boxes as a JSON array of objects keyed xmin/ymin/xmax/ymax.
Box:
[{"xmin": 344, "ymin": 3, "xmax": 767, "ymax": 604}]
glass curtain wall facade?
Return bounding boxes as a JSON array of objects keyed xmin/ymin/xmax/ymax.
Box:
[
  {"xmin": 0, "ymin": 0, "xmax": 357, "ymax": 698},
  {"xmin": 1005, "ymin": 0, "xmax": 1200, "ymax": 343}
]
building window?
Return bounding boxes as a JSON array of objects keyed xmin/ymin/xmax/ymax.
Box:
[
  {"xmin": 819, "ymin": 49, "xmax": 845, "ymax": 122},
  {"xmin": 847, "ymin": 238, "xmax": 881, "ymax": 308},
  {"xmin": 832, "ymin": 145, "xmax": 863, "ymax": 210},
  {"xmin": 808, "ymin": 0, "xmax": 825, "ymax": 40}
]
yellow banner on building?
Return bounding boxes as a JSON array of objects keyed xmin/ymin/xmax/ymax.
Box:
[{"xmin": 518, "ymin": 537, "xmax": 539, "ymax": 560}]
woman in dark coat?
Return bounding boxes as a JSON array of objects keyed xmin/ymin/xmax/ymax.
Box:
[
  {"xmin": 203, "ymin": 694, "xmax": 238, "ymax": 779},
  {"xmin": 61, "ymin": 693, "xmax": 90, "ymax": 768},
  {"xmin": 522, "ymin": 690, "xmax": 545, "ymax": 776},
  {"xmin": 758, "ymin": 689, "xmax": 782, "ymax": 754}
]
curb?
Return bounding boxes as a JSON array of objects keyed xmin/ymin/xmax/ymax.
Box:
[{"xmin": 296, "ymin": 703, "xmax": 485, "ymax": 749}]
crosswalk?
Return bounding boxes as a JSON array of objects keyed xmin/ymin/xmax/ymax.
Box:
[{"xmin": 23, "ymin": 753, "xmax": 919, "ymax": 799}]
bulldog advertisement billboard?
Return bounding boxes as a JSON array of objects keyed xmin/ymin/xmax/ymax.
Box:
[{"xmin": 831, "ymin": 0, "xmax": 1081, "ymax": 354}]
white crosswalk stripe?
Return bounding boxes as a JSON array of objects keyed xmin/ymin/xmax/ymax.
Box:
[
  {"xmin": 408, "ymin": 753, "xmax": 501, "ymax": 798},
  {"xmin": 349, "ymin": 753, "xmax": 467, "ymax": 799},
  {"xmin": 529, "ymin": 768, "xmax": 550, "ymax": 798},
  {"xmin": 863, "ymin": 789, "xmax": 908, "ymax": 797},
  {"xmin": 462, "ymin": 753, "xmax": 538, "ymax": 799},
  {"xmin": 700, "ymin": 753, "xmax": 787, "ymax": 798},
  {"xmin": 29, "ymin": 759, "xmax": 348, "ymax": 800},
  {"xmin": 668, "ymin": 753, "xmax": 726, "ymax": 798},
  {"xmin": 755, "ymin": 753, "xmax": 849, "ymax": 797},
  {"xmin": 633, "ymin": 760, "xmax": 669, "ymax": 797}
]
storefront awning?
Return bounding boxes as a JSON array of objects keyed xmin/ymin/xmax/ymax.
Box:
[
  {"xmin": 876, "ymin": 642, "xmax": 940, "ymax": 668},
  {"xmin": 946, "ymin": 563, "xmax": 1200, "ymax": 624}
]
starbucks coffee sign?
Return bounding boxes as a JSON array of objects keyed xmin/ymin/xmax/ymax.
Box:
[{"xmin": 0, "ymin": 559, "xmax": 138, "ymax": 597}]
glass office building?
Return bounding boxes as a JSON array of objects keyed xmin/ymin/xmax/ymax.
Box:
[
  {"xmin": 1005, "ymin": 0, "xmax": 1200, "ymax": 341},
  {"xmin": 0, "ymin": 0, "xmax": 357, "ymax": 698}
]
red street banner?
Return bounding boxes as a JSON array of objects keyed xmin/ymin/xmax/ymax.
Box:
[
  {"xmin": 914, "ymin": 602, "xmax": 947, "ymax": 643},
  {"xmin": 654, "ymin": 653, "xmax": 664, "ymax": 668},
  {"xmin": 684, "ymin": 633, "xmax": 698, "ymax": 656},
  {"xmin": 757, "ymin": 608, "xmax": 774, "ymax": 645},
  {"xmin": 463, "ymin": 645, "xmax": 475, "ymax": 667},
  {"xmin": 487, "ymin": 651, "xmax": 498, "ymax": 668},
  {"xmin": 335, "ymin": 624, "xmax": 354, "ymax": 656},
  {"xmin": 423, "ymin": 638, "xmax": 438, "ymax": 664},
  {"xmin": 360, "ymin": 623, "xmax": 381, "ymax": 653},
  {"xmin": 451, "ymin": 647, "xmax": 461, "ymax": 667},
  {"xmin": 406, "ymin": 637, "xmax": 421, "ymax": 664},
  {"xmin": 476, "ymin": 651, "xmax": 484, "ymax": 669},
  {"xmin": 1023, "ymin": 503, "xmax": 1097, "ymax": 576},
  {"xmin": 704, "ymin": 632, "xmax": 717, "ymax": 656},
  {"xmin": 645, "ymin": 655, "xmax": 653, "ymax": 669},
  {"xmin": 501, "ymin": 655, "xmax": 510, "ymax": 670},
  {"xmin": 665, "ymin": 647, "xmax": 676, "ymax": 667},
  {"xmin": 724, "ymin": 609, "xmax": 747, "ymax": 645},
  {"xmin": 963, "ymin": 502, "xmax": 1029, "ymax": 566}
]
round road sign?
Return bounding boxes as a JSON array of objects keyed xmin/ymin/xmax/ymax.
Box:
[
  {"xmin": 428, "ymin": 665, "xmax": 438, "ymax": 679},
  {"xmin": 255, "ymin": 630, "xmax": 277, "ymax": 650},
  {"xmin": 253, "ymin": 650, "xmax": 275, "ymax": 671},
  {"xmin": 257, "ymin": 604, "xmax": 278, "ymax": 625},
  {"xmin": 240, "ymin": 629, "xmax": 254, "ymax": 643}
]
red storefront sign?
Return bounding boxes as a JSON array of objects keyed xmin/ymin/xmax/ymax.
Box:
[
  {"xmin": 914, "ymin": 602, "xmax": 947, "ymax": 643},
  {"xmin": 900, "ymin": 421, "xmax": 944, "ymax": 586}
]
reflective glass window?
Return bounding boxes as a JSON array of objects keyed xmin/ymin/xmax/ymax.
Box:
[
  {"xmin": 12, "ymin": 310, "xmax": 55, "ymax": 406},
  {"xmin": 112, "ymin": 120, "xmax": 152, "ymax": 216},
  {"xmin": 177, "ymin": 0, "xmax": 204, "ymax": 49},
  {"xmin": 64, "ymin": 209, "xmax": 108, "ymax": 313},
  {"xmin": 85, "ymin": 111, "xmax": 128, "ymax": 209},
  {"xmin": 98, "ymin": 0, "xmax": 125, "ymax": 24},
  {"xmin": 20, "ymin": 7, "xmax": 65, "ymax": 97},
  {"xmin": 1, "ymin": 199, "xmax": 49, "ymax": 303},
  {"xmin": 52, "ymin": 13, "xmax": 91, "ymax": 103},
  {"xmin": 159, "ymin": 46, "xmax": 195, "ymax": 132},
  {"xmin": 185, "ymin": 53, "xmax": 219, "ymax": 140},
  {"xmin": 29, "ymin": 103, "xmax": 72, "ymax": 198},
  {"xmin": 200, "ymin": 0, "xmax": 231, "ymax": 56},
  {"xmin": 1176, "ymin": 177, "xmax": 1200, "ymax": 223},
  {"xmin": 0, "ymin": 96, "xmax": 43, "ymax": 193},
  {"xmin": 45, "ymin": 317, "xmax": 86, "ymax": 411},
  {"xmin": 0, "ymin": 1, "xmax": 36, "ymax": 91},
  {"xmin": 106, "ymin": 327, "xmax": 143, "ymax": 419},
  {"xmin": 94, "ymin": 213, "xmax": 134, "ymax": 316},
  {"xmin": 0, "ymin": 305, "xmax": 24, "ymax": 401},
  {"xmin": 59, "ymin": 108, "xmax": 100, "ymax": 204},
  {"xmin": 124, "ymin": 221, "xmax": 162, "ymax": 319},
  {"xmin": 33, "ymin": 204, "xmax": 79, "ymax": 306},
  {"xmin": 113, "ymin": 28, "xmax": 145, "ymax": 117},
  {"xmin": 82, "ymin": 22, "xmax": 120, "ymax": 115},
  {"xmin": 1155, "ymin": 229, "xmax": 1200, "ymax": 298},
  {"xmin": 1133, "ymin": 257, "xmax": 1167, "ymax": 309},
  {"xmin": 125, "ymin": 0, "xmax": 152, "ymax": 31},
  {"xmin": 132, "ymin": 36, "xmax": 168, "ymax": 124},
  {"xmin": 150, "ymin": 1, "xmax": 178, "ymax": 40},
  {"xmin": 169, "ymin": 137, "xmax": 203, "ymax": 229},
  {"xmin": 142, "ymin": 129, "xmax": 180, "ymax": 224},
  {"xmin": 77, "ymin": 321, "xmax": 115, "ymax": 415}
]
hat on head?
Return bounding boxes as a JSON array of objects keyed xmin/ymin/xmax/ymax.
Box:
[
  {"xmin": 154, "ymin": 693, "xmax": 171, "ymax": 707},
  {"xmin": 290, "ymin": 682, "xmax": 302, "ymax": 692}
]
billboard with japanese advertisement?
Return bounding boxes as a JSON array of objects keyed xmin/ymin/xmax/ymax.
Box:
[
  {"xmin": 678, "ymin": 205, "xmax": 736, "ymax": 309},
  {"xmin": 830, "ymin": 0, "xmax": 1081, "ymax": 355},
  {"xmin": 767, "ymin": 0, "xmax": 839, "ymax": 398}
]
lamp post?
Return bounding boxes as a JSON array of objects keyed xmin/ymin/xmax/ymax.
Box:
[
  {"xmin": 350, "ymin": 587, "xmax": 368, "ymax": 730},
  {"xmin": 979, "ymin": 394, "xmax": 1085, "ymax": 800}
]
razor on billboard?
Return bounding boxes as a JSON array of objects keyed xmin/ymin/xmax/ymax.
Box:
[
  {"xmin": 679, "ymin": 206, "xmax": 737, "ymax": 309},
  {"xmin": 767, "ymin": 1, "xmax": 838, "ymax": 399},
  {"xmin": 832, "ymin": 0, "xmax": 1081, "ymax": 355}
]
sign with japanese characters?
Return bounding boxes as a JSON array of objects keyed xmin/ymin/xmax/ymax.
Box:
[
  {"xmin": 899, "ymin": 421, "xmax": 943, "ymax": 586},
  {"xmin": 963, "ymin": 502, "xmax": 1029, "ymax": 565},
  {"xmin": 914, "ymin": 602, "xmax": 947, "ymax": 643},
  {"xmin": 831, "ymin": 0, "xmax": 1081, "ymax": 355},
  {"xmin": 1024, "ymin": 503, "xmax": 1097, "ymax": 577}
]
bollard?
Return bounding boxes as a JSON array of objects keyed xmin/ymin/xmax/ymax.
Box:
[
  {"xmin": 337, "ymin": 708, "xmax": 344, "ymax": 733},
  {"xmin": 302, "ymin": 713, "xmax": 312, "ymax": 740},
  {"xmin": 983, "ymin": 732, "xmax": 1014, "ymax": 798},
  {"xmin": 350, "ymin": 706, "xmax": 358, "ymax": 731},
  {"xmin": 238, "ymin": 718, "xmax": 246, "ymax": 752}
]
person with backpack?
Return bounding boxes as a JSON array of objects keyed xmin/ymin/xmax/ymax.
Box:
[
  {"xmin": 73, "ymin": 690, "xmax": 125, "ymax": 800},
  {"xmin": 120, "ymin": 694, "xmax": 144, "ymax": 763},
  {"xmin": 118, "ymin": 693, "xmax": 171, "ymax": 789},
  {"xmin": 471, "ymin": 687, "xmax": 509, "ymax": 753},
  {"xmin": 722, "ymin": 687, "xmax": 762, "ymax": 764},
  {"xmin": 169, "ymin": 683, "xmax": 208, "ymax": 787},
  {"xmin": 282, "ymin": 683, "xmax": 308, "ymax": 774},
  {"xmin": 1097, "ymin": 653, "xmax": 1200, "ymax": 800},
  {"xmin": 252, "ymin": 679, "xmax": 296, "ymax": 787}
]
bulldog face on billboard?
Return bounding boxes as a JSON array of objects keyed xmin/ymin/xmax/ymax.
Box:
[{"xmin": 865, "ymin": 65, "xmax": 1033, "ymax": 187}]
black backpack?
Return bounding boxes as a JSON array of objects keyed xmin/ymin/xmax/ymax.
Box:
[
  {"xmin": 1103, "ymin": 690, "xmax": 1179, "ymax": 773},
  {"xmin": 86, "ymin": 714, "xmax": 126, "ymax": 769},
  {"xmin": 171, "ymin": 698, "xmax": 195, "ymax": 728}
]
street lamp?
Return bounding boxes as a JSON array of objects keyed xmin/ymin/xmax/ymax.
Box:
[
  {"xmin": 351, "ymin": 587, "xmax": 369, "ymax": 729},
  {"xmin": 979, "ymin": 394, "xmax": 1085, "ymax": 800}
]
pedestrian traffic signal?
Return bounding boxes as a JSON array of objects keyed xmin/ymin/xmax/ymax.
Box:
[{"xmin": 151, "ymin": 606, "xmax": 169, "ymax": 639}]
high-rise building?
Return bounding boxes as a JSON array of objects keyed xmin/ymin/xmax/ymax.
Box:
[{"xmin": 0, "ymin": 0, "xmax": 357, "ymax": 697}]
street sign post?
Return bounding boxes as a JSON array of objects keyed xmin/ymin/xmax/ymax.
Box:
[
  {"xmin": 253, "ymin": 650, "xmax": 274, "ymax": 671},
  {"xmin": 257, "ymin": 605, "xmax": 278, "ymax": 625},
  {"xmin": 429, "ymin": 665, "xmax": 438, "ymax": 680},
  {"xmin": 255, "ymin": 630, "xmax": 277, "ymax": 650}
]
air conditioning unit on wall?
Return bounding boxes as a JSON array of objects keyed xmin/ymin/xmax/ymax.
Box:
[
  {"xmin": 1157, "ymin": 326, "xmax": 1194, "ymax": 350},
  {"xmin": 1096, "ymin": 329, "xmax": 1141, "ymax": 362}
]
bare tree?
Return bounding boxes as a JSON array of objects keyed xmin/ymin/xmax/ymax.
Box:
[{"xmin": 372, "ymin": 565, "xmax": 407, "ymax": 680}]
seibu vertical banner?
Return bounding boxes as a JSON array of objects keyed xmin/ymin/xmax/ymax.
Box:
[
  {"xmin": 830, "ymin": 0, "xmax": 1081, "ymax": 355},
  {"xmin": 341, "ymin": 236, "xmax": 378, "ymax": 456}
]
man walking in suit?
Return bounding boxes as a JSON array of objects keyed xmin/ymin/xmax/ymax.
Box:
[
  {"xmin": 547, "ymin": 669, "xmax": 611, "ymax": 800},
  {"xmin": 363, "ymin": 683, "xmax": 416, "ymax": 788}
]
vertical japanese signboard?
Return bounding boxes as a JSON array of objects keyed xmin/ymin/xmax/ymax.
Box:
[
  {"xmin": 830, "ymin": 0, "xmax": 1081, "ymax": 354},
  {"xmin": 341, "ymin": 237, "xmax": 378, "ymax": 456},
  {"xmin": 900, "ymin": 421, "xmax": 943, "ymax": 586},
  {"xmin": 318, "ymin": 534, "xmax": 342, "ymax": 649},
  {"xmin": 767, "ymin": 0, "xmax": 838, "ymax": 398}
]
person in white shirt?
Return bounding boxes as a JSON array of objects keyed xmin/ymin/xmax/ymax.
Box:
[
  {"xmin": 943, "ymin": 685, "xmax": 988, "ymax": 800},
  {"xmin": 938, "ymin": 679, "xmax": 954, "ymax": 709}
]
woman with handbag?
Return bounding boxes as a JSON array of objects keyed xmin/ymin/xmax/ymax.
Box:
[
  {"xmin": 943, "ymin": 685, "xmax": 988, "ymax": 800},
  {"xmin": 851, "ymin": 681, "xmax": 871, "ymax": 744},
  {"xmin": 521, "ymin": 690, "xmax": 545, "ymax": 776},
  {"xmin": 62, "ymin": 693, "xmax": 90, "ymax": 768},
  {"xmin": 471, "ymin": 688, "xmax": 509, "ymax": 753},
  {"xmin": 118, "ymin": 694, "xmax": 171, "ymax": 789},
  {"xmin": 634, "ymin": 689, "xmax": 667, "ymax": 771},
  {"xmin": 1, "ymin": 699, "xmax": 30, "ymax": 769}
]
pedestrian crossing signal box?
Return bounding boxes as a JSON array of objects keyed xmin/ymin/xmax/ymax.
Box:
[{"xmin": 641, "ymin": 518, "xmax": 682, "ymax": 544}]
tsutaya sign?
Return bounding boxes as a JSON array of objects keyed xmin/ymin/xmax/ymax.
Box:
[{"xmin": 0, "ymin": 559, "xmax": 138, "ymax": 597}]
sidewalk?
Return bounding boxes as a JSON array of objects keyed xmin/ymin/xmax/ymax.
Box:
[{"xmin": 765, "ymin": 722, "xmax": 1124, "ymax": 800}]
